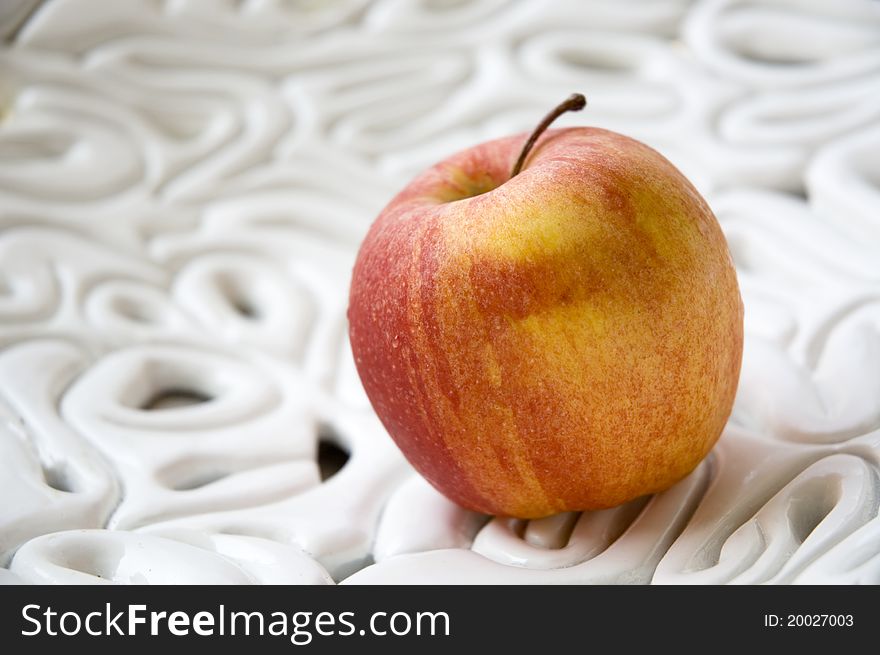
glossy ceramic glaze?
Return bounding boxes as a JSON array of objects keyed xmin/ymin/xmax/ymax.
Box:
[{"xmin": 1, "ymin": 0, "xmax": 879, "ymax": 585}]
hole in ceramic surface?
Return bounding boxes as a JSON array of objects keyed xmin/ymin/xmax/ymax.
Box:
[
  {"xmin": 339, "ymin": 91, "xmax": 450, "ymax": 139},
  {"xmin": 316, "ymin": 424, "xmax": 350, "ymax": 482},
  {"xmin": 217, "ymin": 272, "xmax": 260, "ymax": 320},
  {"xmin": 732, "ymin": 44, "xmax": 817, "ymax": 66},
  {"xmin": 754, "ymin": 103, "xmax": 850, "ymax": 127},
  {"xmin": 719, "ymin": 3, "xmax": 877, "ymax": 65},
  {"xmin": 140, "ymin": 106, "xmax": 211, "ymax": 141},
  {"xmin": 0, "ymin": 131, "xmax": 76, "ymax": 161},
  {"xmin": 117, "ymin": 357, "xmax": 234, "ymax": 415},
  {"xmin": 42, "ymin": 463, "xmax": 74, "ymax": 493},
  {"xmin": 112, "ymin": 296, "xmax": 158, "ymax": 324},
  {"xmin": 508, "ymin": 518, "xmax": 527, "ymax": 539},
  {"xmin": 720, "ymin": 8, "xmax": 822, "ymax": 66},
  {"xmin": 787, "ymin": 474, "xmax": 841, "ymax": 544},
  {"xmin": 559, "ymin": 47, "xmax": 635, "ymax": 73},
  {"xmin": 787, "ymin": 188, "xmax": 808, "ymax": 202},
  {"xmin": 141, "ymin": 388, "xmax": 214, "ymax": 411}
]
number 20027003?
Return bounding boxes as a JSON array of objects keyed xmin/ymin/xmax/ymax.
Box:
[{"xmin": 764, "ymin": 615, "xmax": 853, "ymax": 627}]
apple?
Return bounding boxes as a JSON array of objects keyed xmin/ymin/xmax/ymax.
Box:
[{"xmin": 348, "ymin": 94, "xmax": 743, "ymax": 518}]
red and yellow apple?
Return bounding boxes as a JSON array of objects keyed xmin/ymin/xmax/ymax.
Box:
[{"xmin": 347, "ymin": 99, "xmax": 743, "ymax": 518}]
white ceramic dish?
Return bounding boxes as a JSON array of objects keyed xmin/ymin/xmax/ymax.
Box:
[{"xmin": 1, "ymin": 0, "xmax": 879, "ymax": 584}]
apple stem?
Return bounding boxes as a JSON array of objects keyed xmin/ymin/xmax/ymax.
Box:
[{"xmin": 510, "ymin": 93, "xmax": 587, "ymax": 178}]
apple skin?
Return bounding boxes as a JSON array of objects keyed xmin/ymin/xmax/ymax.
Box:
[{"xmin": 348, "ymin": 127, "xmax": 743, "ymax": 518}]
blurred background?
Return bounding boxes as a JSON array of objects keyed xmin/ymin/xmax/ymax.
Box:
[{"xmin": 1, "ymin": 0, "xmax": 879, "ymax": 585}]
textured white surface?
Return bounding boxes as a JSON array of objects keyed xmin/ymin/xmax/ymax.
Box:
[{"xmin": 1, "ymin": 0, "xmax": 879, "ymax": 585}]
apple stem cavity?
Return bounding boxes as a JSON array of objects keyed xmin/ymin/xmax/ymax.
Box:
[{"xmin": 510, "ymin": 93, "xmax": 587, "ymax": 179}]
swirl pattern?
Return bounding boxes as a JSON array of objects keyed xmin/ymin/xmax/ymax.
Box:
[{"xmin": 1, "ymin": 0, "xmax": 879, "ymax": 584}]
